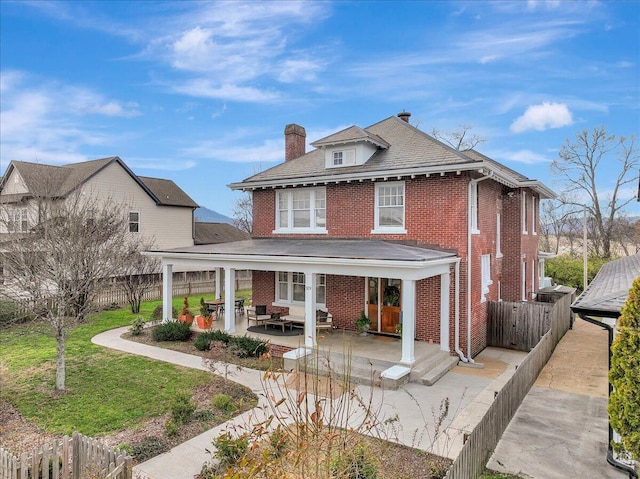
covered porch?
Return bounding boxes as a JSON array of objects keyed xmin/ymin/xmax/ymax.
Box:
[{"xmin": 146, "ymin": 238, "xmax": 461, "ymax": 383}]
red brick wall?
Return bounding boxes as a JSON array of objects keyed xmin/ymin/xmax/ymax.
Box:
[{"xmin": 326, "ymin": 275, "xmax": 365, "ymax": 331}]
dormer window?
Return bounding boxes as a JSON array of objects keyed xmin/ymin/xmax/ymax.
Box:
[
  {"xmin": 326, "ymin": 148, "xmax": 356, "ymax": 168},
  {"xmin": 333, "ymin": 151, "xmax": 343, "ymax": 166}
]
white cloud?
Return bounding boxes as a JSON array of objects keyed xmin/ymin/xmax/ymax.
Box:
[
  {"xmin": 510, "ymin": 102, "xmax": 573, "ymax": 133},
  {"xmin": 495, "ymin": 149, "xmax": 552, "ymax": 164},
  {"xmin": 172, "ymin": 80, "xmax": 279, "ymax": 103}
]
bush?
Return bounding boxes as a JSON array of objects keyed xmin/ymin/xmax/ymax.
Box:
[
  {"xmin": 129, "ymin": 316, "xmax": 145, "ymax": 336},
  {"xmin": 0, "ymin": 299, "xmax": 34, "ymax": 327},
  {"xmin": 131, "ymin": 436, "xmax": 169, "ymax": 462},
  {"xmin": 194, "ymin": 329, "xmax": 232, "ymax": 351},
  {"xmin": 268, "ymin": 426, "xmax": 289, "ymax": 459},
  {"xmin": 164, "ymin": 418, "xmax": 180, "ymax": 438},
  {"xmin": 171, "ymin": 391, "xmax": 196, "ymax": 424},
  {"xmin": 192, "ymin": 409, "xmax": 216, "ymax": 421},
  {"xmin": 229, "ymin": 335, "xmax": 269, "ymax": 358},
  {"xmin": 545, "ymin": 255, "xmax": 609, "ymax": 293},
  {"xmin": 211, "ymin": 393, "xmax": 237, "ymax": 414},
  {"xmin": 150, "ymin": 304, "xmax": 179, "ymax": 322},
  {"xmin": 151, "ymin": 321, "xmax": 192, "ymax": 342},
  {"xmin": 331, "ymin": 445, "xmax": 378, "ymax": 479},
  {"xmin": 213, "ymin": 432, "xmax": 248, "ymax": 467}
]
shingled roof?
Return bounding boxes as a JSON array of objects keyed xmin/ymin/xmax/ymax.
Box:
[
  {"xmin": 194, "ymin": 222, "xmax": 250, "ymax": 245},
  {"xmin": 1, "ymin": 157, "xmax": 197, "ymax": 208},
  {"xmin": 230, "ymin": 114, "xmax": 555, "ymax": 198},
  {"xmin": 571, "ymin": 254, "xmax": 640, "ymax": 317}
]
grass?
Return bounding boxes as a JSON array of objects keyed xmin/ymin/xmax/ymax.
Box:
[
  {"xmin": 0, "ymin": 295, "xmax": 252, "ymax": 437},
  {"xmin": 479, "ymin": 471, "xmax": 525, "ymax": 479}
]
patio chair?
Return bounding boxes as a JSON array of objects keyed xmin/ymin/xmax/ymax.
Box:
[
  {"xmin": 316, "ymin": 309, "xmax": 332, "ymax": 333},
  {"xmin": 247, "ymin": 305, "xmax": 270, "ymax": 327},
  {"xmin": 235, "ymin": 298, "xmax": 245, "ymax": 315}
]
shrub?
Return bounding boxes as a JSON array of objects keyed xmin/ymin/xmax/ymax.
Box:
[
  {"xmin": 151, "ymin": 321, "xmax": 192, "ymax": 342},
  {"xmin": 229, "ymin": 335, "xmax": 269, "ymax": 358},
  {"xmin": 164, "ymin": 418, "xmax": 180, "ymax": 438},
  {"xmin": 194, "ymin": 329, "xmax": 231, "ymax": 351},
  {"xmin": 211, "ymin": 393, "xmax": 237, "ymax": 414},
  {"xmin": 192, "ymin": 409, "xmax": 216, "ymax": 421},
  {"xmin": 0, "ymin": 299, "xmax": 34, "ymax": 327},
  {"xmin": 171, "ymin": 391, "xmax": 196, "ymax": 424},
  {"xmin": 545, "ymin": 255, "xmax": 609, "ymax": 293},
  {"xmin": 131, "ymin": 436, "xmax": 169, "ymax": 462},
  {"xmin": 213, "ymin": 432, "xmax": 248, "ymax": 466},
  {"xmin": 268, "ymin": 426, "xmax": 289, "ymax": 459},
  {"xmin": 150, "ymin": 304, "xmax": 179, "ymax": 322},
  {"xmin": 331, "ymin": 444, "xmax": 378, "ymax": 479},
  {"xmin": 129, "ymin": 316, "xmax": 146, "ymax": 336}
]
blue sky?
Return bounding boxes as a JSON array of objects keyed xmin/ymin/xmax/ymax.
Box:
[{"xmin": 1, "ymin": 0, "xmax": 638, "ymax": 216}]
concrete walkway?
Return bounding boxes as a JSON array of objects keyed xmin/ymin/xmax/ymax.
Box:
[
  {"xmin": 92, "ymin": 328, "xmax": 525, "ymax": 479},
  {"xmin": 487, "ymin": 320, "xmax": 628, "ymax": 479}
]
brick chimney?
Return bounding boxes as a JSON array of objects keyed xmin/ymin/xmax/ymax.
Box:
[
  {"xmin": 397, "ymin": 110, "xmax": 411, "ymax": 123},
  {"xmin": 284, "ymin": 123, "xmax": 306, "ymax": 161}
]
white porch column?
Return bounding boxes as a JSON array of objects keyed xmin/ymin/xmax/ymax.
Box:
[
  {"xmin": 215, "ymin": 267, "xmax": 222, "ymax": 299},
  {"xmin": 162, "ymin": 263, "xmax": 173, "ymax": 323},
  {"xmin": 400, "ymin": 279, "xmax": 416, "ymax": 365},
  {"xmin": 224, "ymin": 268, "xmax": 236, "ymax": 333},
  {"xmin": 304, "ymin": 272, "xmax": 317, "ymax": 348},
  {"xmin": 440, "ymin": 272, "xmax": 450, "ymax": 352}
]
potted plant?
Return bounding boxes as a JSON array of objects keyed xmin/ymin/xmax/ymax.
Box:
[
  {"xmin": 383, "ymin": 285, "xmax": 400, "ymax": 307},
  {"xmin": 356, "ymin": 311, "xmax": 371, "ymax": 336},
  {"xmin": 178, "ymin": 296, "xmax": 193, "ymax": 325},
  {"xmin": 196, "ymin": 297, "xmax": 213, "ymax": 329},
  {"xmin": 395, "ymin": 322, "xmax": 403, "ymax": 335}
]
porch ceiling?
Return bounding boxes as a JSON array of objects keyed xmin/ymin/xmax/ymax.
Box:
[{"xmin": 146, "ymin": 238, "xmax": 458, "ymax": 280}]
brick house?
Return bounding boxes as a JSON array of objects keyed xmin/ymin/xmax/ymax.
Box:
[{"xmin": 150, "ymin": 112, "xmax": 554, "ymax": 377}]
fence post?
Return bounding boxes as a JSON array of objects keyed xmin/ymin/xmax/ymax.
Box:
[{"xmin": 72, "ymin": 432, "xmax": 80, "ymax": 479}]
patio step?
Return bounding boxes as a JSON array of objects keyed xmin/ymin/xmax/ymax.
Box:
[{"xmin": 411, "ymin": 354, "xmax": 459, "ymax": 386}]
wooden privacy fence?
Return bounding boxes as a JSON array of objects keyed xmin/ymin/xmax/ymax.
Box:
[
  {"xmin": 445, "ymin": 291, "xmax": 573, "ymax": 479},
  {"xmin": 487, "ymin": 301, "xmax": 552, "ymax": 351},
  {"xmin": 0, "ymin": 432, "xmax": 132, "ymax": 479}
]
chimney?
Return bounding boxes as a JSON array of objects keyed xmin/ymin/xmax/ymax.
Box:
[
  {"xmin": 284, "ymin": 123, "xmax": 306, "ymax": 161},
  {"xmin": 397, "ymin": 110, "xmax": 411, "ymax": 123}
]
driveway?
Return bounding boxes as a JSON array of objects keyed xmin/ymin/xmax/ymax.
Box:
[{"xmin": 487, "ymin": 320, "xmax": 628, "ymax": 479}]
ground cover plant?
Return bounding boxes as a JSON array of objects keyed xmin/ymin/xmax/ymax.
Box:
[{"xmin": 0, "ymin": 297, "xmax": 257, "ymax": 462}]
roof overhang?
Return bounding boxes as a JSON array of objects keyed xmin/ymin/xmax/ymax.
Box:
[{"xmin": 144, "ymin": 239, "xmax": 458, "ymax": 281}]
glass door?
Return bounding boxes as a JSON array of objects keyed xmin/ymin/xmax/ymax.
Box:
[
  {"xmin": 367, "ymin": 278, "xmax": 379, "ymax": 332},
  {"xmin": 366, "ymin": 277, "xmax": 401, "ymax": 334}
]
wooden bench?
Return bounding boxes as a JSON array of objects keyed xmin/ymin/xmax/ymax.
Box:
[{"xmin": 282, "ymin": 305, "xmax": 333, "ymax": 332}]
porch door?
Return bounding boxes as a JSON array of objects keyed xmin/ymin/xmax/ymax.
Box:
[{"xmin": 366, "ymin": 277, "xmax": 402, "ymax": 334}]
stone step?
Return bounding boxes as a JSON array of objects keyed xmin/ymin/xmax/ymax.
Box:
[{"xmin": 416, "ymin": 356, "xmax": 460, "ymax": 386}]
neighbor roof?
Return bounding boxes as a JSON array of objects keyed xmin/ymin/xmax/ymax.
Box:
[
  {"xmin": 1, "ymin": 157, "xmax": 197, "ymax": 208},
  {"xmin": 571, "ymin": 254, "xmax": 640, "ymax": 317},
  {"xmin": 194, "ymin": 222, "xmax": 250, "ymax": 245},
  {"xmin": 230, "ymin": 115, "xmax": 555, "ymax": 198}
]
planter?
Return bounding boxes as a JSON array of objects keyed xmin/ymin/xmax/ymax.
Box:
[
  {"xmin": 196, "ymin": 315, "xmax": 213, "ymax": 329},
  {"xmin": 178, "ymin": 314, "xmax": 193, "ymax": 325}
]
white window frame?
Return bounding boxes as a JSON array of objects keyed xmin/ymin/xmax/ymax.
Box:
[
  {"xmin": 531, "ymin": 259, "xmax": 537, "ymax": 299},
  {"xmin": 522, "ymin": 261, "xmax": 527, "ymax": 301},
  {"xmin": 522, "ymin": 191, "xmax": 528, "ymax": 234},
  {"xmin": 372, "ymin": 181, "xmax": 406, "ymax": 234},
  {"xmin": 470, "ymin": 182, "xmax": 479, "ymax": 234},
  {"xmin": 274, "ymin": 187, "xmax": 327, "ymax": 234},
  {"xmin": 333, "ymin": 151, "xmax": 343, "ymax": 166},
  {"xmin": 7, "ymin": 208, "xmax": 28, "ymax": 233},
  {"xmin": 531, "ymin": 195, "xmax": 537, "ymax": 235},
  {"xmin": 496, "ymin": 213, "xmax": 503, "ymax": 258},
  {"xmin": 129, "ymin": 211, "xmax": 140, "ymax": 233},
  {"xmin": 274, "ymin": 272, "xmax": 326, "ymax": 307},
  {"xmin": 480, "ymin": 254, "xmax": 492, "ymax": 303}
]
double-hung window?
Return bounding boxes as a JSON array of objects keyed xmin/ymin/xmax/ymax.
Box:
[
  {"xmin": 276, "ymin": 272, "xmax": 326, "ymax": 306},
  {"xmin": 480, "ymin": 254, "xmax": 492, "ymax": 302},
  {"xmin": 129, "ymin": 212, "xmax": 140, "ymax": 233},
  {"xmin": 522, "ymin": 191, "xmax": 528, "ymax": 234},
  {"xmin": 275, "ymin": 187, "xmax": 327, "ymax": 233},
  {"xmin": 333, "ymin": 151, "xmax": 343, "ymax": 166},
  {"xmin": 531, "ymin": 195, "xmax": 537, "ymax": 235},
  {"xmin": 7, "ymin": 208, "xmax": 28, "ymax": 233},
  {"xmin": 470, "ymin": 182, "xmax": 479, "ymax": 234},
  {"xmin": 373, "ymin": 181, "xmax": 406, "ymax": 233}
]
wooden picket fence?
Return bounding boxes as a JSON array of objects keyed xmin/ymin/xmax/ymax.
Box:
[
  {"xmin": 445, "ymin": 291, "xmax": 574, "ymax": 479},
  {"xmin": 0, "ymin": 432, "xmax": 132, "ymax": 479}
]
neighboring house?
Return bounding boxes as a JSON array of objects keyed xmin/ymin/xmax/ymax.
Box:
[
  {"xmin": 194, "ymin": 222, "xmax": 250, "ymax": 245},
  {"xmin": 148, "ymin": 112, "xmax": 555, "ymax": 374},
  {"xmin": 571, "ymin": 253, "xmax": 640, "ymax": 477},
  {"xmin": 0, "ymin": 157, "xmax": 198, "ymax": 250}
]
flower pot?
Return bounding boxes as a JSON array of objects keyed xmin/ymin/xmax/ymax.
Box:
[
  {"xmin": 196, "ymin": 315, "xmax": 213, "ymax": 329},
  {"xmin": 178, "ymin": 314, "xmax": 193, "ymax": 325}
]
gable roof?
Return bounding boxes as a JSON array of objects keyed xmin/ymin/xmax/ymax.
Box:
[
  {"xmin": 311, "ymin": 125, "xmax": 390, "ymax": 148},
  {"xmin": 1, "ymin": 157, "xmax": 198, "ymax": 208},
  {"xmin": 194, "ymin": 222, "xmax": 250, "ymax": 245},
  {"xmin": 230, "ymin": 115, "xmax": 555, "ymax": 198},
  {"xmin": 571, "ymin": 254, "xmax": 640, "ymax": 318}
]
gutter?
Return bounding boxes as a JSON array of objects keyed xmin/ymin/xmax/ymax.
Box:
[
  {"xmin": 453, "ymin": 258, "xmax": 465, "ymax": 361},
  {"xmin": 577, "ymin": 313, "xmax": 638, "ymax": 479}
]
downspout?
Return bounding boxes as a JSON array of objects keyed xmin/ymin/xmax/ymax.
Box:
[
  {"xmin": 453, "ymin": 258, "xmax": 466, "ymax": 361},
  {"xmin": 466, "ymin": 174, "xmax": 493, "ymax": 363},
  {"xmin": 577, "ymin": 313, "xmax": 638, "ymax": 479}
]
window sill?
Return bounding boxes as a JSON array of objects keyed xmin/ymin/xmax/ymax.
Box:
[
  {"xmin": 272, "ymin": 228, "xmax": 328, "ymax": 235},
  {"xmin": 370, "ymin": 228, "xmax": 407, "ymax": 235},
  {"xmin": 272, "ymin": 301, "xmax": 326, "ymax": 308}
]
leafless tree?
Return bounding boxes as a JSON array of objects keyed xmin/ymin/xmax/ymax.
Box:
[
  {"xmin": 118, "ymin": 240, "xmax": 160, "ymax": 314},
  {"xmin": 232, "ymin": 191, "xmax": 253, "ymax": 234},
  {"xmin": 0, "ymin": 191, "xmax": 142, "ymax": 392},
  {"xmin": 551, "ymin": 127, "xmax": 639, "ymax": 259},
  {"xmin": 539, "ymin": 196, "xmax": 584, "ymax": 255},
  {"xmin": 431, "ymin": 125, "xmax": 486, "ymax": 151}
]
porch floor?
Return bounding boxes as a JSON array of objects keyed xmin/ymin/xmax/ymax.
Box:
[{"xmin": 194, "ymin": 310, "xmax": 443, "ymax": 366}]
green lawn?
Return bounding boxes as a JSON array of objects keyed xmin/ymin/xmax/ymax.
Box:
[{"xmin": 0, "ymin": 296, "xmax": 246, "ymax": 437}]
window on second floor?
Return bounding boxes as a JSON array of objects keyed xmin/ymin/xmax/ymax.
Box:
[
  {"xmin": 275, "ymin": 187, "xmax": 326, "ymax": 233},
  {"xmin": 470, "ymin": 182, "xmax": 479, "ymax": 234},
  {"xmin": 373, "ymin": 181, "xmax": 406, "ymax": 233},
  {"xmin": 496, "ymin": 213, "xmax": 503, "ymax": 258},
  {"xmin": 531, "ymin": 195, "xmax": 537, "ymax": 235},
  {"xmin": 522, "ymin": 191, "xmax": 528, "ymax": 234},
  {"xmin": 129, "ymin": 212, "xmax": 140, "ymax": 233},
  {"xmin": 333, "ymin": 151, "xmax": 343, "ymax": 166},
  {"xmin": 481, "ymin": 254, "xmax": 492, "ymax": 302},
  {"xmin": 276, "ymin": 272, "xmax": 326, "ymax": 305}
]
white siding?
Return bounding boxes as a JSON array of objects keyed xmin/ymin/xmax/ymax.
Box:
[{"xmin": 2, "ymin": 169, "xmax": 28, "ymax": 194}]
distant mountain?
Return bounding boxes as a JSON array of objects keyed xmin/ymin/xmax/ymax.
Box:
[{"xmin": 195, "ymin": 207, "xmax": 234, "ymax": 224}]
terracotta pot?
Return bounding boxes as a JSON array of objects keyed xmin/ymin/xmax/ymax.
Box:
[
  {"xmin": 178, "ymin": 314, "xmax": 193, "ymax": 325},
  {"xmin": 196, "ymin": 315, "xmax": 213, "ymax": 329}
]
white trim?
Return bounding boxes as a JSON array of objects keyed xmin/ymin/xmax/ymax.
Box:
[
  {"xmin": 470, "ymin": 182, "xmax": 479, "ymax": 233},
  {"xmin": 496, "ymin": 213, "xmax": 503, "ymax": 258},
  {"xmin": 274, "ymin": 271, "xmax": 326, "ymax": 307},
  {"xmin": 531, "ymin": 195, "xmax": 538, "ymax": 235},
  {"xmin": 275, "ymin": 187, "xmax": 326, "ymax": 233},
  {"xmin": 374, "ymin": 180, "xmax": 405, "ymax": 232},
  {"xmin": 480, "ymin": 254, "xmax": 492, "ymax": 303},
  {"xmin": 129, "ymin": 210, "xmax": 140, "ymax": 233},
  {"xmin": 522, "ymin": 191, "xmax": 528, "ymax": 234}
]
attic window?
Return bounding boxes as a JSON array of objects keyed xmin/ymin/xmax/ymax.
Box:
[
  {"xmin": 326, "ymin": 148, "xmax": 356, "ymax": 168},
  {"xmin": 333, "ymin": 151, "xmax": 343, "ymax": 166},
  {"xmin": 129, "ymin": 212, "xmax": 140, "ymax": 233}
]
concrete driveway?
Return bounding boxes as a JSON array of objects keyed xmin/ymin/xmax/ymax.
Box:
[{"xmin": 487, "ymin": 320, "xmax": 628, "ymax": 479}]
